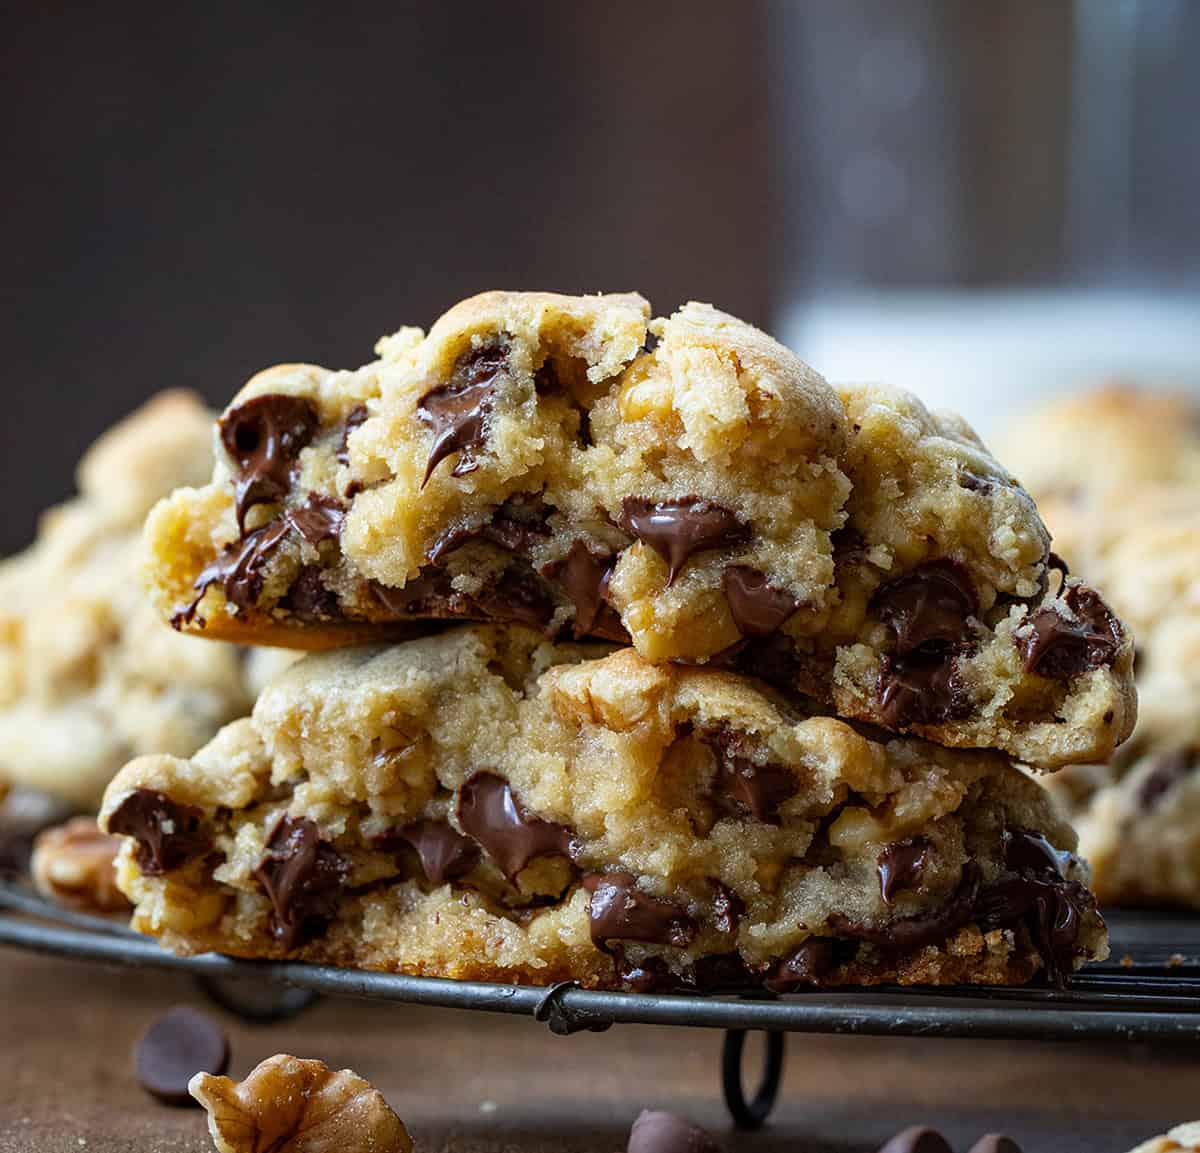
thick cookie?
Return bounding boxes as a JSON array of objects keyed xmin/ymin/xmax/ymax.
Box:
[
  {"xmin": 142, "ymin": 291, "xmax": 1134, "ymax": 768},
  {"xmin": 100, "ymin": 626, "xmax": 1108, "ymax": 989},
  {"xmin": 0, "ymin": 392, "xmax": 299, "ymax": 808}
]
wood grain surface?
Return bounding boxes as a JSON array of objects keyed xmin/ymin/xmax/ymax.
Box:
[{"xmin": 0, "ymin": 948, "xmax": 1194, "ymax": 1152}]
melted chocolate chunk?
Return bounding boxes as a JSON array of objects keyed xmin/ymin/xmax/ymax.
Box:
[
  {"xmin": 1019, "ymin": 584, "xmax": 1123, "ymax": 679},
  {"xmin": 376, "ymin": 819, "xmax": 479, "ymax": 885},
  {"xmin": 542, "ymin": 541, "xmax": 615, "ymax": 637},
  {"xmin": 1047, "ymin": 551, "xmax": 1069, "ymax": 578},
  {"xmin": 1003, "ymin": 828, "xmax": 1068, "ymax": 878},
  {"xmin": 878, "ymin": 1127, "xmax": 955, "ymax": 1153},
  {"xmin": 711, "ymin": 880, "xmax": 744, "ymax": 935},
  {"xmin": 641, "ymin": 331, "xmax": 660, "ymax": 355},
  {"xmin": 619, "ymin": 496, "xmax": 749, "ymax": 584},
  {"xmin": 722, "ymin": 565, "xmax": 801, "ymax": 636},
  {"xmin": 279, "ymin": 565, "xmax": 340, "ymax": 622},
  {"xmin": 582, "ymin": 872, "xmax": 697, "ymax": 950},
  {"xmin": 456, "ymin": 771, "xmax": 576, "ymax": 879},
  {"xmin": 427, "ymin": 496, "xmax": 551, "ymax": 563},
  {"xmin": 417, "ymin": 347, "xmax": 507, "ymax": 485},
  {"xmin": 253, "ymin": 816, "xmax": 347, "ymax": 950},
  {"xmin": 877, "ymin": 837, "xmax": 932, "ymax": 904},
  {"xmin": 627, "ymin": 1110, "xmax": 718, "ymax": 1153},
  {"xmin": 107, "ymin": 788, "xmax": 211, "ymax": 875},
  {"xmin": 336, "ymin": 404, "xmax": 368, "ymax": 466},
  {"xmin": 877, "ymin": 651, "xmax": 973, "ymax": 729},
  {"xmin": 176, "ymin": 518, "xmax": 291, "ymax": 626},
  {"xmin": 762, "ymin": 938, "xmax": 836, "ymax": 992},
  {"xmin": 699, "ymin": 727, "xmax": 797, "ymax": 824},
  {"xmin": 1137, "ymin": 748, "xmax": 1194, "ymax": 811},
  {"xmin": 474, "ymin": 567, "xmax": 556, "ymax": 629},
  {"xmin": 871, "ymin": 560, "xmax": 977, "ymax": 655},
  {"xmin": 286, "ymin": 494, "xmax": 345, "ymax": 547},
  {"xmin": 831, "ymin": 526, "xmax": 868, "ymax": 570},
  {"xmin": 219, "ymin": 394, "xmax": 319, "ymax": 533},
  {"xmin": 371, "ymin": 568, "xmax": 475, "ymax": 618}
]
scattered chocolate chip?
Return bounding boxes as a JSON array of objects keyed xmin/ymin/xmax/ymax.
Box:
[
  {"xmin": 711, "ymin": 880, "xmax": 744, "ymax": 935},
  {"xmin": 279, "ymin": 565, "xmax": 341, "ymax": 622},
  {"xmin": 877, "ymin": 651, "xmax": 973, "ymax": 729},
  {"xmin": 135, "ymin": 1006, "xmax": 230, "ymax": 1106},
  {"xmin": 722, "ymin": 565, "xmax": 800, "ymax": 636},
  {"xmin": 286, "ymin": 494, "xmax": 345, "ymax": 547},
  {"xmin": 619, "ymin": 496, "xmax": 749, "ymax": 584},
  {"xmin": 1003, "ymin": 828, "xmax": 1068, "ymax": 878},
  {"xmin": 219, "ymin": 394, "xmax": 319, "ymax": 533},
  {"xmin": 1019, "ymin": 584, "xmax": 1123, "ymax": 679},
  {"xmin": 698, "ymin": 727, "xmax": 797, "ymax": 824},
  {"xmin": 474, "ymin": 567, "xmax": 557, "ymax": 629},
  {"xmin": 376, "ymin": 819, "xmax": 480, "ymax": 886},
  {"xmin": 878, "ymin": 838, "xmax": 932, "ymax": 904},
  {"xmin": 967, "ymin": 1137, "xmax": 1024, "ymax": 1153},
  {"xmin": 336, "ymin": 403, "xmax": 368, "ymax": 466},
  {"xmin": 542, "ymin": 541, "xmax": 616, "ymax": 637},
  {"xmin": 877, "ymin": 1126, "xmax": 954, "ymax": 1153},
  {"xmin": 107, "ymin": 789, "xmax": 211, "ymax": 875},
  {"xmin": 626, "ymin": 1109, "xmax": 717, "ymax": 1153},
  {"xmin": 583, "ymin": 872, "xmax": 697, "ymax": 950},
  {"xmin": 871, "ymin": 560, "xmax": 977, "ymax": 655},
  {"xmin": 418, "ymin": 346, "xmax": 507, "ymax": 485},
  {"xmin": 253, "ymin": 816, "xmax": 347, "ymax": 950},
  {"xmin": 176, "ymin": 517, "xmax": 291, "ymax": 626},
  {"xmin": 1136, "ymin": 748, "xmax": 1195, "ymax": 811},
  {"xmin": 762, "ymin": 938, "xmax": 836, "ymax": 992},
  {"xmin": 456, "ymin": 772, "xmax": 576, "ymax": 880}
]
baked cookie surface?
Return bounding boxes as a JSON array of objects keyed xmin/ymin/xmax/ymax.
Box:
[
  {"xmin": 100, "ymin": 626, "xmax": 1108, "ymax": 989},
  {"xmin": 143, "ymin": 291, "xmax": 1133, "ymax": 768}
]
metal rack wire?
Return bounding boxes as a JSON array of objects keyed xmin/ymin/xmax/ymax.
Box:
[{"xmin": 2, "ymin": 880, "xmax": 1198, "ymax": 1127}]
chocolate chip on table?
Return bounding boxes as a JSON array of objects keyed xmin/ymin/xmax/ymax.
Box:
[
  {"xmin": 618, "ymin": 496, "xmax": 749, "ymax": 585},
  {"xmin": 582, "ymin": 872, "xmax": 697, "ymax": 950},
  {"xmin": 877, "ymin": 1126, "xmax": 955, "ymax": 1153},
  {"xmin": 721, "ymin": 565, "xmax": 800, "ymax": 636},
  {"xmin": 877, "ymin": 837, "xmax": 932, "ymax": 904},
  {"xmin": 135, "ymin": 1006, "xmax": 230, "ymax": 1106},
  {"xmin": 418, "ymin": 346, "xmax": 507, "ymax": 485},
  {"xmin": 871, "ymin": 560, "xmax": 977, "ymax": 655},
  {"xmin": 253, "ymin": 816, "xmax": 347, "ymax": 950},
  {"xmin": 698, "ymin": 726, "xmax": 797, "ymax": 824},
  {"xmin": 878, "ymin": 650, "xmax": 973, "ymax": 729},
  {"xmin": 376, "ymin": 819, "xmax": 479, "ymax": 886},
  {"xmin": 219, "ymin": 394, "xmax": 319, "ymax": 533},
  {"xmin": 336, "ymin": 403, "xmax": 368, "ymax": 466},
  {"xmin": 626, "ymin": 1109, "xmax": 718, "ymax": 1153},
  {"xmin": 762, "ymin": 937, "xmax": 836, "ymax": 992},
  {"xmin": 967, "ymin": 1137, "xmax": 1024, "ymax": 1153},
  {"xmin": 456, "ymin": 771, "xmax": 577, "ymax": 880},
  {"xmin": 1018, "ymin": 584, "xmax": 1123, "ymax": 679},
  {"xmin": 106, "ymin": 788, "xmax": 211, "ymax": 875},
  {"xmin": 542, "ymin": 541, "xmax": 616, "ymax": 637}
]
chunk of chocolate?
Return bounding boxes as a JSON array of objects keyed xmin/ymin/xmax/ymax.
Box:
[
  {"xmin": 336, "ymin": 403, "xmax": 368, "ymax": 466},
  {"xmin": 107, "ymin": 788, "xmax": 211, "ymax": 875},
  {"xmin": 878, "ymin": 651, "xmax": 973, "ymax": 729},
  {"xmin": 1019, "ymin": 584, "xmax": 1123, "ymax": 680},
  {"xmin": 582, "ymin": 872, "xmax": 697, "ymax": 950},
  {"xmin": 626, "ymin": 1109, "xmax": 718, "ymax": 1153},
  {"xmin": 542, "ymin": 541, "xmax": 615, "ymax": 637},
  {"xmin": 711, "ymin": 880, "xmax": 744, "ymax": 935},
  {"xmin": 376, "ymin": 819, "xmax": 479, "ymax": 886},
  {"xmin": 253, "ymin": 816, "xmax": 347, "ymax": 950},
  {"xmin": 722, "ymin": 565, "xmax": 800, "ymax": 636},
  {"xmin": 418, "ymin": 347, "xmax": 507, "ymax": 484},
  {"xmin": 370, "ymin": 568, "xmax": 475, "ymax": 618},
  {"xmin": 1136, "ymin": 748, "xmax": 1195, "ymax": 811},
  {"xmin": 1003, "ymin": 828, "xmax": 1068, "ymax": 879},
  {"xmin": 279, "ymin": 565, "xmax": 341, "ymax": 623},
  {"xmin": 699, "ymin": 727, "xmax": 797, "ymax": 824},
  {"xmin": 877, "ymin": 1127, "xmax": 954, "ymax": 1153},
  {"xmin": 427, "ymin": 495, "xmax": 551, "ymax": 563},
  {"xmin": 966, "ymin": 1137, "xmax": 1024, "ymax": 1153},
  {"xmin": 456, "ymin": 771, "xmax": 576, "ymax": 880},
  {"xmin": 176, "ymin": 517, "xmax": 291, "ymax": 626},
  {"xmin": 135, "ymin": 1006, "xmax": 229, "ymax": 1106},
  {"xmin": 831, "ymin": 526, "xmax": 868, "ymax": 570},
  {"xmin": 871, "ymin": 559, "xmax": 977, "ymax": 655},
  {"xmin": 286, "ymin": 494, "xmax": 345, "ymax": 547},
  {"xmin": 762, "ymin": 937, "xmax": 836, "ymax": 992},
  {"xmin": 474, "ymin": 567, "xmax": 556, "ymax": 629},
  {"xmin": 877, "ymin": 837, "xmax": 932, "ymax": 904},
  {"xmin": 219, "ymin": 394, "xmax": 319, "ymax": 532},
  {"xmin": 619, "ymin": 496, "xmax": 749, "ymax": 584}
]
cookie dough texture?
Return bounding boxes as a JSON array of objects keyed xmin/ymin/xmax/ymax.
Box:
[
  {"xmin": 100, "ymin": 627, "xmax": 1107, "ymax": 990},
  {"xmin": 0, "ymin": 392, "xmax": 298, "ymax": 808},
  {"xmin": 143, "ymin": 291, "xmax": 1134, "ymax": 769}
]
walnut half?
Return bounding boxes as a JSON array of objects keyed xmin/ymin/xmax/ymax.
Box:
[
  {"xmin": 31, "ymin": 817, "xmax": 130, "ymax": 914},
  {"xmin": 189, "ymin": 1054, "xmax": 412, "ymax": 1153}
]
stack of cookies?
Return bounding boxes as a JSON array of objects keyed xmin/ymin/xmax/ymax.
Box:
[{"xmin": 97, "ymin": 292, "xmax": 1135, "ymax": 990}]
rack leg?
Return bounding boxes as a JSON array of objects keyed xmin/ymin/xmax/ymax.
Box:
[
  {"xmin": 721, "ymin": 1028, "xmax": 785, "ymax": 1129},
  {"xmin": 194, "ymin": 975, "xmax": 320, "ymax": 1024}
]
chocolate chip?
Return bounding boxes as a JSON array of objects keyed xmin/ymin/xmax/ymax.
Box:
[
  {"xmin": 877, "ymin": 650, "xmax": 973, "ymax": 729},
  {"xmin": 474, "ymin": 567, "xmax": 556, "ymax": 629},
  {"xmin": 418, "ymin": 347, "xmax": 507, "ymax": 485},
  {"xmin": 698, "ymin": 727, "xmax": 796, "ymax": 824},
  {"xmin": 967, "ymin": 1137, "xmax": 1024, "ymax": 1153},
  {"xmin": 371, "ymin": 568, "xmax": 473, "ymax": 618},
  {"xmin": 107, "ymin": 789, "xmax": 211, "ymax": 875},
  {"xmin": 1003, "ymin": 828, "xmax": 1068, "ymax": 878},
  {"xmin": 542, "ymin": 541, "xmax": 616, "ymax": 637},
  {"xmin": 871, "ymin": 560, "xmax": 977, "ymax": 655},
  {"xmin": 135, "ymin": 1006, "xmax": 229, "ymax": 1106},
  {"xmin": 877, "ymin": 1126, "xmax": 954, "ymax": 1153},
  {"xmin": 711, "ymin": 880, "xmax": 744, "ymax": 935},
  {"xmin": 175, "ymin": 517, "xmax": 291, "ymax": 626},
  {"xmin": 1047, "ymin": 551, "xmax": 1069, "ymax": 578},
  {"xmin": 1136, "ymin": 748, "xmax": 1194, "ymax": 811},
  {"xmin": 640, "ymin": 331, "xmax": 660, "ymax": 356},
  {"xmin": 583, "ymin": 872, "xmax": 697, "ymax": 950},
  {"xmin": 722, "ymin": 565, "xmax": 800, "ymax": 636},
  {"xmin": 762, "ymin": 938, "xmax": 836, "ymax": 992},
  {"xmin": 427, "ymin": 495, "xmax": 551, "ymax": 563},
  {"xmin": 1019, "ymin": 584, "xmax": 1123, "ymax": 679},
  {"xmin": 831, "ymin": 526, "xmax": 868, "ymax": 569},
  {"xmin": 337, "ymin": 403, "xmax": 368, "ymax": 466},
  {"xmin": 456, "ymin": 772, "xmax": 576, "ymax": 880},
  {"xmin": 878, "ymin": 838, "xmax": 932, "ymax": 904},
  {"xmin": 219, "ymin": 394, "xmax": 319, "ymax": 533},
  {"xmin": 253, "ymin": 816, "xmax": 347, "ymax": 950},
  {"xmin": 286, "ymin": 494, "xmax": 345, "ymax": 547},
  {"xmin": 626, "ymin": 1109, "xmax": 717, "ymax": 1153},
  {"xmin": 619, "ymin": 496, "xmax": 749, "ymax": 585},
  {"xmin": 376, "ymin": 819, "xmax": 479, "ymax": 886},
  {"xmin": 279, "ymin": 565, "xmax": 341, "ymax": 623}
]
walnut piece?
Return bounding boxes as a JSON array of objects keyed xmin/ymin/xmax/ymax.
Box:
[
  {"xmin": 189, "ymin": 1053, "xmax": 412, "ymax": 1153},
  {"xmin": 31, "ymin": 817, "xmax": 130, "ymax": 914}
]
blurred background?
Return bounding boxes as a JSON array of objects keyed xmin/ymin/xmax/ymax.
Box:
[{"xmin": 2, "ymin": 0, "xmax": 1198, "ymax": 554}]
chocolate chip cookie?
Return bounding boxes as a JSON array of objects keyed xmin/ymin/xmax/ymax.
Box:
[
  {"xmin": 99, "ymin": 626, "xmax": 1108, "ymax": 989},
  {"xmin": 142, "ymin": 290, "xmax": 1134, "ymax": 768},
  {"xmin": 0, "ymin": 392, "xmax": 299, "ymax": 807}
]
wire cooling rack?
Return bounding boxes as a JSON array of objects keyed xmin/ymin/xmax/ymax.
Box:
[{"xmin": 2, "ymin": 880, "xmax": 1198, "ymax": 1128}]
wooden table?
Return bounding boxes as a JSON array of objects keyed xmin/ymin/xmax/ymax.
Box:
[{"xmin": 0, "ymin": 947, "xmax": 1194, "ymax": 1152}]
